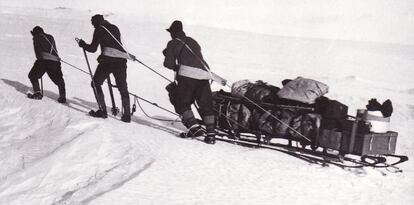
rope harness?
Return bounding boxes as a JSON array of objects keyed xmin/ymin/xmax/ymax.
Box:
[
  {"xmin": 70, "ymin": 25, "xmax": 313, "ymax": 142},
  {"xmin": 58, "ymin": 50, "xmax": 180, "ymax": 120}
]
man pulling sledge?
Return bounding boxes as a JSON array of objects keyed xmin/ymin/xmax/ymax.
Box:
[
  {"xmin": 77, "ymin": 14, "xmax": 131, "ymax": 122},
  {"xmin": 28, "ymin": 26, "xmax": 66, "ymax": 103},
  {"xmin": 163, "ymin": 20, "xmax": 218, "ymax": 144}
]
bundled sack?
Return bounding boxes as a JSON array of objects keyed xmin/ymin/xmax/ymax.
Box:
[
  {"xmin": 277, "ymin": 77, "xmax": 329, "ymax": 104},
  {"xmin": 315, "ymin": 97, "xmax": 348, "ymax": 120},
  {"xmin": 226, "ymin": 103, "xmax": 252, "ymax": 131},
  {"xmin": 231, "ymin": 80, "xmax": 280, "ymax": 103},
  {"xmin": 213, "ymin": 90, "xmax": 252, "ymax": 132},
  {"xmin": 288, "ymin": 113, "xmax": 321, "ymax": 142},
  {"xmin": 231, "ymin": 80, "xmax": 252, "ymax": 98},
  {"xmin": 245, "ymin": 80, "xmax": 280, "ymax": 103},
  {"xmin": 252, "ymin": 108, "xmax": 320, "ymax": 141},
  {"xmin": 315, "ymin": 96, "xmax": 348, "ymax": 130},
  {"xmin": 252, "ymin": 109, "xmax": 296, "ymax": 137},
  {"xmin": 213, "ymin": 89, "xmax": 319, "ymax": 141}
]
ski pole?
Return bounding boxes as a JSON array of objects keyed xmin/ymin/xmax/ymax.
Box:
[
  {"xmin": 40, "ymin": 77, "xmax": 44, "ymax": 95},
  {"xmin": 75, "ymin": 38, "xmax": 104, "ymax": 111},
  {"xmin": 59, "ymin": 55, "xmax": 179, "ymax": 119},
  {"xmin": 107, "ymin": 76, "xmax": 119, "ymax": 116}
]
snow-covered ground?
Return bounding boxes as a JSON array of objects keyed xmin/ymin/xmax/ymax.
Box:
[{"xmin": 0, "ymin": 2, "xmax": 414, "ymax": 205}]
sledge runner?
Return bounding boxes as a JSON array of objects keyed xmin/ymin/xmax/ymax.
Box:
[
  {"xmin": 163, "ymin": 20, "xmax": 216, "ymax": 144},
  {"xmin": 77, "ymin": 14, "xmax": 131, "ymax": 122},
  {"xmin": 28, "ymin": 26, "xmax": 66, "ymax": 103}
]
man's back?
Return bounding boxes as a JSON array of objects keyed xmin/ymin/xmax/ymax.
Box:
[
  {"xmin": 164, "ymin": 35, "xmax": 207, "ymax": 70},
  {"xmin": 33, "ymin": 33, "xmax": 58, "ymax": 58},
  {"xmin": 96, "ymin": 21, "xmax": 124, "ymax": 52}
]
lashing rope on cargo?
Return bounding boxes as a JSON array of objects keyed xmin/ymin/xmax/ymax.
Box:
[
  {"xmin": 231, "ymin": 88, "xmax": 312, "ymax": 142},
  {"xmin": 175, "ymin": 35, "xmax": 312, "ymax": 142}
]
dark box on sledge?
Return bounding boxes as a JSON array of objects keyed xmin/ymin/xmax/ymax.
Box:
[
  {"xmin": 318, "ymin": 129, "xmax": 343, "ymax": 150},
  {"xmin": 345, "ymin": 131, "xmax": 398, "ymax": 155},
  {"xmin": 318, "ymin": 129, "xmax": 398, "ymax": 155},
  {"xmin": 343, "ymin": 119, "xmax": 370, "ymax": 134}
]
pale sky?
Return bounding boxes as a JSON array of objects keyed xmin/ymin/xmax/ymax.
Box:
[{"xmin": 2, "ymin": 0, "xmax": 414, "ymax": 44}]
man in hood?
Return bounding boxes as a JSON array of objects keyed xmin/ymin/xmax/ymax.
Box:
[
  {"xmin": 28, "ymin": 26, "xmax": 66, "ymax": 103},
  {"xmin": 78, "ymin": 14, "xmax": 131, "ymax": 122},
  {"xmin": 163, "ymin": 20, "xmax": 216, "ymax": 144}
]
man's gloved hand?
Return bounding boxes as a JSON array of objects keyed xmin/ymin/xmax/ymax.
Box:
[
  {"xmin": 128, "ymin": 53, "xmax": 137, "ymax": 61},
  {"xmin": 173, "ymin": 64, "xmax": 180, "ymax": 72},
  {"xmin": 78, "ymin": 39, "xmax": 86, "ymax": 48},
  {"xmin": 162, "ymin": 48, "xmax": 167, "ymax": 56}
]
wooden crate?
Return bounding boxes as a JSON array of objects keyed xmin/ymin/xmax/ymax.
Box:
[
  {"xmin": 317, "ymin": 119, "xmax": 398, "ymax": 156},
  {"xmin": 348, "ymin": 132, "xmax": 398, "ymax": 155}
]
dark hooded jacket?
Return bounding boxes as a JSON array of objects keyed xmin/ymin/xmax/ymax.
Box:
[
  {"xmin": 163, "ymin": 32, "xmax": 209, "ymax": 72},
  {"xmin": 33, "ymin": 33, "xmax": 59, "ymax": 61},
  {"xmin": 82, "ymin": 20, "xmax": 127, "ymax": 63}
]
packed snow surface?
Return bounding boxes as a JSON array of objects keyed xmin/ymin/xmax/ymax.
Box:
[{"xmin": 0, "ymin": 2, "xmax": 414, "ymax": 205}]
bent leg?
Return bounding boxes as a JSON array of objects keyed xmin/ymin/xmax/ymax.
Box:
[
  {"xmin": 45, "ymin": 61, "xmax": 66, "ymax": 98},
  {"xmin": 28, "ymin": 60, "xmax": 46, "ymax": 93},
  {"xmin": 92, "ymin": 63, "xmax": 110, "ymax": 111},
  {"xmin": 112, "ymin": 62, "xmax": 130, "ymax": 117},
  {"xmin": 195, "ymin": 80, "xmax": 215, "ymax": 133},
  {"xmin": 175, "ymin": 76, "xmax": 198, "ymax": 128}
]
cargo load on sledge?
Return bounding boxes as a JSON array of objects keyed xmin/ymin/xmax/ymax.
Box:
[{"xmin": 211, "ymin": 78, "xmax": 408, "ymax": 169}]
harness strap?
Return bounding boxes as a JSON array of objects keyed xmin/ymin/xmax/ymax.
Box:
[
  {"xmin": 173, "ymin": 37, "xmax": 187, "ymax": 81},
  {"xmin": 100, "ymin": 25, "xmax": 134, "ymax": 60},
  {"xmin": 175, "ymin": 38, "xmax": 227, "ymax": 85},
  {"xmin": 175, "ymin": 38, "xmax": 209, "ymax": 69},
  {"xmin": 41, "ymin": 34, "xmax": 58, "ymax": 56}
]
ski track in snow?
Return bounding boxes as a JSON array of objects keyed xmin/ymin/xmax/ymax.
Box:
[
  {"xmin": 52, "ymin": 157, "xmax": 155, "ymax": 205},
  {"xmin": 0, "ymin": 5, "xmax": 413, "ymax": 205}
]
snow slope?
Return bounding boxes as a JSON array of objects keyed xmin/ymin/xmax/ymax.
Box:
[{"xmin": 0, "ymin": 5, "xmax": 414, "ymax": 205}]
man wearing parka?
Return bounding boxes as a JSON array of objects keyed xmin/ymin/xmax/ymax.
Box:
[
  {"xmin": 28, "ymin": 26, "xmax": 66, "ymax": 103},
  {"xmin": 163, "ymin": 20, "xmax": 216, "ymax": 144},
  {"xmin": 78, "ymin": 14, "xmax": 131, "ymax": 123}
]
